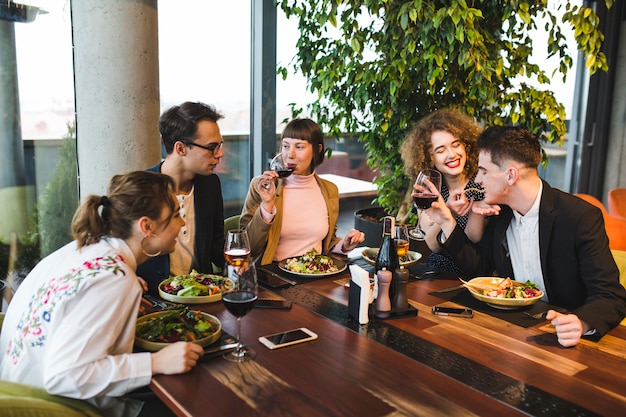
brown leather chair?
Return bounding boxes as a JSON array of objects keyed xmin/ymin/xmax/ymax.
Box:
[
  {"xmin": 608, "ymin": 188, "xmax": 626, "ymax": 220},
  {"xmin": 574, "ymin": 194, "xmax": 626, "ymax": 251}
]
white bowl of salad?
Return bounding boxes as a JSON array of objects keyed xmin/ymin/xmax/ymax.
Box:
[
  {"xmin": 465, "ymin": 277, "xmax": 544, "ymax": 310},
  {"xmin": 158, "ymin": 270, "xmax": 235, "ymax": 304}
]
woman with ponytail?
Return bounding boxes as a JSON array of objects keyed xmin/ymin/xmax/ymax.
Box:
[{"xmin": 0, "ymin": 171, "xmax": 203, "ymax": 409}]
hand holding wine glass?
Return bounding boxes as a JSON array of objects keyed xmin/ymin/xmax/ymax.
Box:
[
  {"xmin": 260, "ymin": 153, "xmax": 296, "ymax": 191},
  {"xmin": 409, "ymin": 169, "xmax": 442, "ymax": 241},
  {"xmin": 222, "ymin": 263, "xmax": 258, "ymax": 362}
]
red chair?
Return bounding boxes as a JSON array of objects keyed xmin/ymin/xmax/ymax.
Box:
[
  {"xmin": 575, "ymin": 194, "xmax": 626, "ymax": 251},
  {"xmin": 608, "ymin": 188, "xmax": 626, "ymax": 220}
]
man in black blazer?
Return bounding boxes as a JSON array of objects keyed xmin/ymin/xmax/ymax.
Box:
[
  {"xmin": 137, "ymin": 102, "xmax": 226, "ymax": 295},
  {"xmin": 427, "ymin": 126, "xmax": 626, "ymax": 347}
]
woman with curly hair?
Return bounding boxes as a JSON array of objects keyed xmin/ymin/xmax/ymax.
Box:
[{"xmin": 399, "ymin": 109, "xmax": 487, "ymax": 274}]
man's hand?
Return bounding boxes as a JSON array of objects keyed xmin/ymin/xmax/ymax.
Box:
[
  {"xmin": 545, "ymin": 310, "xmax": 587, "ymax": 347},
  {"xmin": 471, "ymin": 200, "xmax": 501, "ymax": 216}
]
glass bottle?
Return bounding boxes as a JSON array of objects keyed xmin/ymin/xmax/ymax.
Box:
[{"xmin": 375, "ymin": 216, "xmax": 400, "ymax": 299}]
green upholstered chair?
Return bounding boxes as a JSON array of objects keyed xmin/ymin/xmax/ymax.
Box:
[
  {"xmin": 0, "ymin": 313, "xmax": 103, "ymax": 417},
  {"xmin": 223, "ymin": 214, "xmax": 241, "ymax": 237}
]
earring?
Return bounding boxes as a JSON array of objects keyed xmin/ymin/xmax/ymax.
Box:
[{"xmin": 141, "ymin": 235, "xmax": 162, "ymax": 257}]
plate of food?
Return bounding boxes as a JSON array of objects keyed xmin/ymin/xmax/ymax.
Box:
[
  {"xmin": 135, "ymin": 308, "xmax": 222, "ymax": 352},
  {"xmin": 158, "ymin": 270, "xmax": 235, "ymax": 304},
  {"xmin": 278, "ymin": 248, "xmax": 347, "ymax": 277},
  {"xmin": 464, "ymin": 277, "xmax": 544, "ymax": 310},
  {"xmin": 361, "ymin": 247, "xmax": 422, "ymax": 267}
]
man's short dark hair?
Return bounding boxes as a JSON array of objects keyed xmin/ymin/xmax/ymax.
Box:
[
  {"xmin": 159, "ymin": 102, "xmax": 224, "ymax": 154},
  {"xmin": 477, "ymin": 126, "xmax": 542, "ymax": 168}
]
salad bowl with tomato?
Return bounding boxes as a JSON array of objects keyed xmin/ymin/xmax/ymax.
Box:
[
  {"xmin": 158, "ymin": 270, "xmax": 235, "ymax": 304},
  {"xmin": 465, "ymin": 277, "xmax": 544, "ymax": 310}
]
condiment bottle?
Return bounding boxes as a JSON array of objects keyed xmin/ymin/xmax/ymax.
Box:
[
  {"xmin": 375, "ymin": 267, "xmax": 392, "ymax": 317},
  {"xmin": 392, "ymin": 266, "xmax": 409, "ymax": 310}
]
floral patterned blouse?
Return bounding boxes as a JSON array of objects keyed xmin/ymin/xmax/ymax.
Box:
[{"xmin": 0, "ymin": 238, "xmax": 151, "ymax": 399}]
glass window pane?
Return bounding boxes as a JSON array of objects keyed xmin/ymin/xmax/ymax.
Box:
[
  {"xmin": 158, "ymin": 0, "xmax": 251, "ymax": 217},
  {"xmin": 1, "ymin": 0, "xmax": 76, "ymax": 307}
]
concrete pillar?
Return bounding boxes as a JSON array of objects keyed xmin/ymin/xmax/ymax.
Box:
[
  {"xmin": 0, "ymin": 15, "xmax": 32, "ymax": 242},
  {"xmin": 71, "ymin": 0, "xmax": 161, "ymax": 198}
]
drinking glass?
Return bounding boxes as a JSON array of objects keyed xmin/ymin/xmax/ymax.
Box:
[
  {"xmin": 222, "ymin": 263, "xmax": 258, "ymax": 362},
  {"xmin": 394, "ymin": 224, "xmax": 410, "ymax": 258},
  {"xmin": 260, "ymin": 154, "xmax": 296, "ymax": 191},
  {"xmin": 409, "ymin": 169, "xmax": 442, "ymax": 240},
  {"xmin": 224, "ymin": 229, "xmax": 251, "ymax": 268}
]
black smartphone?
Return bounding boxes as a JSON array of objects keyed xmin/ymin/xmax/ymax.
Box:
[
  {"xmin": 254, "ymin": 299, "xmax": 293, "ymax": 309},
  {"xmin": 432, "ymin": 306, "xmax": 473, "ymax": 318},
  {"xmin": 258, "ymin": 269, "xmax": 294, "ymax": 289}
]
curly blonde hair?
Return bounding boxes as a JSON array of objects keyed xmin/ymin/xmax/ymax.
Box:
[{"xmin": 400, "ymin": 109, "xmax": 482, "ymax": 183}]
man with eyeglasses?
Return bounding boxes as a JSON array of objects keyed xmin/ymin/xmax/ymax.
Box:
[{"xmin": 137, "ymin": 102, "xmax": 226, "ymax": 295}]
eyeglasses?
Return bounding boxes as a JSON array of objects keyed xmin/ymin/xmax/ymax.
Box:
[{"xmin": 182, "ymin": 140, "xmax": 224, "ymax": 154}]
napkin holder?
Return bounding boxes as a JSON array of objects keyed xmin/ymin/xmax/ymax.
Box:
[{"xmin": 348, "ymin": 265, "xmax": 373, "ymax": 324}]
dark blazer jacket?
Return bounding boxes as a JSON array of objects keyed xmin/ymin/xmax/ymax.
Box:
[
  {"xmin": 442, "ymin": 180, "xmax": 626, "ymax": 337},
  {"xmin": 137, "ymin": 162, "xmax": 225, "ymax": 295}
]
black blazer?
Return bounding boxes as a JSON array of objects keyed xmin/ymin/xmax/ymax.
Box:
[
  {"xmin": 442, "ymin": 181, "xmax": 626, "ymax": 337},
  {"xmin": 136, "ymin": 162, "xmax": 225, "ymax": 295}
]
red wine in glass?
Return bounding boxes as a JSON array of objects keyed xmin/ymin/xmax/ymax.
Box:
[
  {"xmin": 222, "ymin": 290, "xmax": 258, "ymax": 317},
  {"xmin": 275, "ymin": 168, "xmax": 294, "ymax": 178},
  {"xmin": 413, "ymin": 193, "xmax": 438, "ymax": 210}
]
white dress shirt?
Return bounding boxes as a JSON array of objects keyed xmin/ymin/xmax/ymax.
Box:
[{"xmin": 506, "ymin": 181, "xmax": 547, "ymax": 299}]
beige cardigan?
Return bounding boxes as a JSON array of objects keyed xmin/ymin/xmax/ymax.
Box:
[{"xmin": 240, "ymin": 173, "xmax": 341, "ymax": 265}]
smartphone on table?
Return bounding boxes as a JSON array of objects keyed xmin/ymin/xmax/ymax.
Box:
[
  {"xmin": 432, "ymin": 306, "xmax": 473, "ymax": 318},
  {"xmin": 258, "ymin": 327, "xmax": 318, "ymax": 350}
]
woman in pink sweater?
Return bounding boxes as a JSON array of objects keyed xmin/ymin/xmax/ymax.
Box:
[{"xmin": 240, "ymin": 118, "xmax": 365, "ymax": 265}]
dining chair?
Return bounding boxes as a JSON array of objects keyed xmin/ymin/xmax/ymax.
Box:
[
  {"xmin": 0, "ymin": 313, "xmax": 103, "ymax": 417},
  {"xmin": 223, "ymin": 214, "xmax": 241, "ymax": 238},
  {"xmin": 608, "ymin": 188, "xmax": 626, "ymax": 220},
  {"xmin": 574, "ymin": 194, "xmax": 626, "ymax": 251}
]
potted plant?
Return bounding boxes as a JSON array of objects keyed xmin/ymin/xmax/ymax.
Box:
[{"xmin": 277, "ymin": 0, "xmax": 614, "ymax": 218}]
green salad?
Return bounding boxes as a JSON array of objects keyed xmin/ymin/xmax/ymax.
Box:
[{"xmin": 136, "ymin": 308, "xmax": 217, "ymax": 343}]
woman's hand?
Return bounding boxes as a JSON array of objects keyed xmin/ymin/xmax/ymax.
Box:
[
  {"xmin": 151, "ymin": 341, "xmax": 204, "ymax": 375},
  {"xmin": 256, "ymin": 171, "xmax": 279, "ymax": 212},
  {"xmin": 341, "ymin": 229, "xmax": 366, "ymax": 252},
  {"xmin": 447, "ymin": 189, "xmax": 473, "ymax": 217}
]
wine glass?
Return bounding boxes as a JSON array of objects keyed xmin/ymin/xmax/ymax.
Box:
[
  {"xmin": 260, "ymin": 153, "xmax": 296, "ymax": 191},
  {"xmin": 394, "ymin": 224, "xmax": 410, "ymax": 259},
  {"xmin": 224, "ymin": 229, "xmax": 251, "ymax": 268},
  {"xmin": 409, "ymin": 169, "xmax": 442, "ymax": 240},
  {"xmin": 222, "ymin": 262, "xmax": 258, "ymax": 362},
  {"xmin": 270, "ymin": 153, "xmax": 296, "ymax": 178}
]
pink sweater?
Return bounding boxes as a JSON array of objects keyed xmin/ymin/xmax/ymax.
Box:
[{"xmin": 273, "ymin": 174, "xmax": 330, "ymax": 260}]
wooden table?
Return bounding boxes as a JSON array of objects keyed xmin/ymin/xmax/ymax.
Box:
[{"xmin": 149, "ymin": 265, "xmax": 626, "ymax": 417}]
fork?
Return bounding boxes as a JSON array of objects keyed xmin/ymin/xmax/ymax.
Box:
[{"xmin": 524, "ymin": 311, "xmax": 548, "ymax": 320}]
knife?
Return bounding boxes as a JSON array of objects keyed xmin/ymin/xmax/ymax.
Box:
[
  {"xmin": 432, "ymin": 284, "xmax": 465, "ymax": 294},
  {"xmin": 199, "ymin": 343, "xmax": 239, "ymax": 361},
  {"xmin": 258, "ymin": 268, "xmax": 297, "ymax": 286},
  {"xmin": 142, "ymin": 294, "xmax": 182, "ymax": 310}
]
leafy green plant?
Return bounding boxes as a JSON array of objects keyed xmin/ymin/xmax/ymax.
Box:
[
  {"xmin": 278, "ymin": 0, "xmax": 613, "ymax": 215},
  {"xmin": 38, "ymin": 122, "xmax": 78, "ymax": 256}
]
